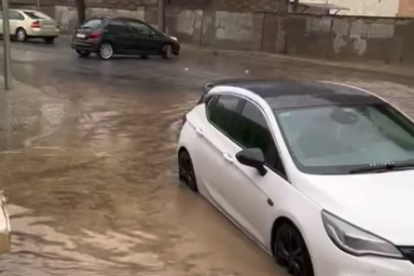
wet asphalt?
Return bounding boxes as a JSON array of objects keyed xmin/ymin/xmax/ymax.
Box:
[{"xmin": 0, "ymin": 38, "xmax": 414, "ymax": 276}]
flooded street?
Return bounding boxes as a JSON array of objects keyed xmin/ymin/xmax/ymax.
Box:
[{"xmin": 0, "ymin": 39, "xmax": 414, "ymax": 276}]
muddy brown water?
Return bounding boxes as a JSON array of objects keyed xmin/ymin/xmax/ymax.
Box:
[
  {"xmin": 1, "ymin": 41, "xmax": 414, "ymax": 276},
  {"xmin": 0, "ymin": 88, "xmax": 284, "ymax": 276}
]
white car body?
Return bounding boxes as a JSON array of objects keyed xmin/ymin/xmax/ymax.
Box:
[{"xmin": 177, "ymin": 80, "xmax": 414, "ymax": 276}]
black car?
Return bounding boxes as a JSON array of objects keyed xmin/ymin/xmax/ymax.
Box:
[{"xmin": 71, "ymin": 17, "xmax": 180, "ymax": 60}]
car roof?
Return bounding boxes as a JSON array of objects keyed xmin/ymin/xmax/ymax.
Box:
[
  {"xmin": 207, "ymin": 79, "xmax": 384, "ymax": 111},
  {"xmin": 98, "ymin": 16, "xmax": 146, "ymax": 23}
]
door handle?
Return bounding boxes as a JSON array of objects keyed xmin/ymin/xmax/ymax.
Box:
[
  {"xmin": 223, "ymin": 153, "xmax": 233, "ymax": 163},
  {"xmin": 195, "ymin": 127, "xmax": 203, "ymax": 137}
]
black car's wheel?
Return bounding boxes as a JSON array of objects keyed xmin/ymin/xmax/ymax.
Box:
[
  {"xmin": 274, "ymin": 223, "xmax": 314, "ymax": 276},
  {"xmin": 178, "ymin": 149, "xmax": 198, "ymax": 192},
  {"xmin": 15, "ymin": 28, "xmax": 27, "ymax": 42},
  {"xmin": 76, "ymin": 50, "xmax": 91, "ymax": 58},
  {"xmin": 161, "ymin": 44, "xmax": 173, "ymax": 59},
  {"xmin": 44, "ymin": 37, "xmax": 55, "ymax": 44},
  {"xmin": 97, "ymin": 42, "xmax": 114, "ymax": 60}
]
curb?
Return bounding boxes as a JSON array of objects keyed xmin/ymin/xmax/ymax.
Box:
[{"xmin": 182, "ymin": 44, "xmax": 414, "ymax": 79}]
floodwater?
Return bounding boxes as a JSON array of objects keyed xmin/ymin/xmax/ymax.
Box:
[{"xmin": 0, "ymin": 39, "xmax": 414, "ymax": 276}]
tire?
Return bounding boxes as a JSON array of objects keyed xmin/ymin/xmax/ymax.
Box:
[
  {"xmin": 15, "ymin": 28, "xmax": 27, "ymax": 42},
  {"xmin": 161, "ymin": 44, "xmax": 173, "ymax": 59},
  {"xmin": 178, "ymin": 149, "xmax": 198, "ymax": 192},
  {"xmin": 274, "ymin": 223, "xmax": 314, "ymax": 276},
  {"xmin": 76, "ymin": 50, "xmax": 91, "ymax": 58},
  {"xmin": 44, "ymin": 37, "xmax": 55, "ymax": 44},
  {"xmin": 97, "ymin": 42, "xmax": 114, "ymax": 60}
]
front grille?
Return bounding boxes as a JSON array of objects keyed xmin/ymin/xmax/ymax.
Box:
[{"xmin": 398, "ymin": 246, "xmax": 414, "ymax": 263}]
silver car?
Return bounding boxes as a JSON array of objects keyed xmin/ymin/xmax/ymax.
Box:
[{"xmin": 0, "ymin": 9, "xmax": 59, "ymax": 43}]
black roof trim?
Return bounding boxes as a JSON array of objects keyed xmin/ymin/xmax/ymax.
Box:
[
  {"xmin": 201, "ymin": 79, "xmax": 384, "ymax": 110},
  {"xmin": 203, "ymin": 78, "xmax": 272, "ymax": 94}
]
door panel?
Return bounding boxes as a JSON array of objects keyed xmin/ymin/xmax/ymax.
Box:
[
  {"xmin": 105, "ymin": 20, "xmax": 130, "ymax": 54},
  {"xmin": 125, "ymin": 21, "xmax": 161, "ymax": 54},
  {"xmin": 218, "ymin": 100, "xmax": 288, "ymax": 245},
  {"xmin": 190, "ymin": 95, "xmax": 243, "ymax": 206}
]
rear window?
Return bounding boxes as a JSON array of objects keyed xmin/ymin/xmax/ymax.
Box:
[
  {"xmin": 24, "ymin": 11, "xmax": 50, "ymax": 20},
  {"xmin": 81, "ymin": 19, "xmax": 103, "ymax": 29}
]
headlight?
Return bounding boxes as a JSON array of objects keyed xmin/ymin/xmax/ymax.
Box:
[
  {"xmin": 170, "ymin": 36, "xmax": 178, "ymax": 41},
  {"xmin": 322, "ymin": 210, "xmax": 402, "ymax": 258}
]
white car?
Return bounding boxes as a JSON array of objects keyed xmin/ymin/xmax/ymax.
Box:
[{"xmin": 177, "ymin": 79, "xmax": 414, "ymax": 276}]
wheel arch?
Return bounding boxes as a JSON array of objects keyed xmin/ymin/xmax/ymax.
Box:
[
  {"xmin": 178, "ymin": 146, "xmax": 188, "ymax": 156},
  {"xmin": 15, "ymin": 26, "xmax": 25, "ymax": 35},
  {"xmin": 270, "ymin": 216, "xmax": 307, "ymax": 255}
]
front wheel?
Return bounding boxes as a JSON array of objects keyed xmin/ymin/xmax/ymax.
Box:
[
  {"xmin": 97, "ymin": 42, "xmax": 114, "ymax": 60},
  {"xmin": 76, "ymin": 50, "xmax": 91, "ymax": 58},
  {"xmin": 161, "ymin": 44, "xmax": 173, "ymax": 59},
  {"xmin": 274, "ymin": 223, "xmax": 314, "ymax": 276},
  {"xmin": 178, "ymin": 150, "xmax": 198, "ymax": 192}
]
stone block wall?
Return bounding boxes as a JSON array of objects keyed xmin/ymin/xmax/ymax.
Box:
[{"xmin": 166, "ymin": 8, "xmax": 414, "ymax": 66}]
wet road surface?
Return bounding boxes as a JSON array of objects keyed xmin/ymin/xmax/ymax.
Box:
[{"xmin": 1, "ymin": 39, "xmax": 414, "ymax": 276}]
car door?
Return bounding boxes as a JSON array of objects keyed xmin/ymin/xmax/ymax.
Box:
[
  {"xmin": 218, "ymin": 99, "xmax": 289, "ymax": 246},
  {"xmin": 190, "ymin": 94, "xmax": 243, "ymax": 208},
  {"xmin": 105, "ymin": 19, "xmax": 129, "ymax": 54},
  {"xmin": 126, "ymin": 21, "xmax": 160, "ymax": 54},
  {"xmin": 8, "ymin": 10, "xmax": 24, "ymax": 35}
]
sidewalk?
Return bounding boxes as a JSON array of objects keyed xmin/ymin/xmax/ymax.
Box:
[
  {"xmin": 182, "ymin": 44, "xmax": 414, "ymax": 79},
  {"xmin": 0, "ymin": 79, "xmax": 68, "ymax": 151}
]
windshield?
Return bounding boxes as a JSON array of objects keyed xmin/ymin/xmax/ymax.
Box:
[
  {"xmin": 276, "ymin": 104, "xmax": 414, "ymax": 175},
  {"xmin": 81, "ymin": 19, "xmax": 103, "ymax": 29},
  {"xmin": 24, "ymin": 11, "xmax": 50, "ymax": 20}
]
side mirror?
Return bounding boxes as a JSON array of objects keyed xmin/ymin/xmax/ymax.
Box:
[{"xmin": 236, "ymin": 148, "xmax": 267, "ymax": 176}]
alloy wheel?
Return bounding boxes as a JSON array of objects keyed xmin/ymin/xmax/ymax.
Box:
[
  {"xmin": 99, "ymin": 43, "xmax": 113, "ymax": 60},
  {"xmin": 275, "ymin": 224, "xmax": 314, "ymax": 276},
  {"xmin": 162, "ymin": 45, "xmax": 173, "ymax": 59},
  {"xmin": 178, "ymin": 151, "xmax": 198, "ymax": 192},
  {"xmin": 17, "ymin": 29, "xmax": 26, "ymax": 42}
]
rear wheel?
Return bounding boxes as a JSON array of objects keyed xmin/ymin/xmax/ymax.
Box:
[
  {"xmin": 161, "ymin": 44, "xmax": 173, "ymax": 59},
  {"xmin": 274, "ymin": 223, "xmax": 314, "ymax": 276},
  {"xmin": 76, "ymin": 50, "xmax": 91, "ymax": 58},
  {"xmin": 44, "ymin": 37, "xmax": 55, "ymax": 44},
  {"xmin": 97, "ymin": 42, "xmax": 114, "ymax": 60},
  {"xmin": 178, "ymin": 149, "xmax": 198, "ymax": 192},
  {"xmin": 16, "ymin": 28, "xmax": 27, "ymax": 42}
]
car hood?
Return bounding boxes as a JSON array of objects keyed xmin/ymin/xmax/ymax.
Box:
[{"xmin": 298, "ymin": 170, "xmax": 414, "ymax": 245}]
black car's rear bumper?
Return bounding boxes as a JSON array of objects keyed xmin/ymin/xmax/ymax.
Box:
[{"xmin": 71, "ymin": 40, "xmax": 99, "ymax": 52}]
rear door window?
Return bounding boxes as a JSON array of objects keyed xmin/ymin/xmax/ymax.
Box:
[
  {"xmin": 9, "ymin": 11, "xmax": 24, "ymax": 20},
  {"xmin": 208, "ymin": 95, "xmax": 242, "ymax": 139},
  {"xmin": 106, "ymin": 19, "xmax": 126, "ymax": 33},
  {"xmin": 81, "ymin": 19, "xmax": 103, "ymax": 29}
]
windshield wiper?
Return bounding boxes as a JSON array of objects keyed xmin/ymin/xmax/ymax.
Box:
[{"xmin": 349, "ymin": 162, "xmax": 414, "ymax": 174}]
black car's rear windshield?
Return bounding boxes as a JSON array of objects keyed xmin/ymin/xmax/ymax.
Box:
[{"xmin": 81, "ymin": 19, "xmax": 104, "ymax": 29}]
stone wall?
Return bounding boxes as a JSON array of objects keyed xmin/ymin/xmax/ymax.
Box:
[
  {"xmin": 168, "ymin": 0, "xmax": 288, "ymax": 12},
  {"xmin": 166, "ymin": 8, "xmax": 414, "ymax": 66}
]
